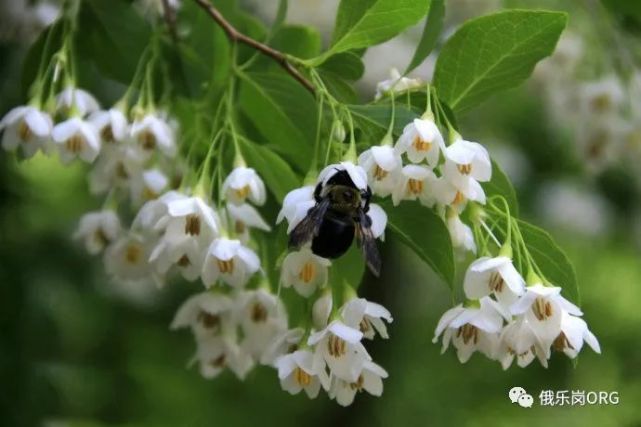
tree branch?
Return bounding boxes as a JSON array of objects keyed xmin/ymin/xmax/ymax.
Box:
[{"xmin": 192, "ymin": 0, "xmax": 316, "ymax": 95}]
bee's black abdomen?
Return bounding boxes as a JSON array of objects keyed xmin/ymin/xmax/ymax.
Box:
[{"xmin": 311, "ymin": 213, "xmax": 354, "ymax": 259}]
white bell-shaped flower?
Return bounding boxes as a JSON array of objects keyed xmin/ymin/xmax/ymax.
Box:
[
  {"xmin": 358, "ymin": 145, "xmax": 402, "ymax": 197},
  {"xmin": 579, "ymin": 75, "xmax": 624, "ymax": 116},
  {"xmin": 0, "ymin": 105, "xmax": 52, "ymax": 158},
  {"xmin": 276, "ymin": 185, "xmax": 315, "ymax": 233},
  {"xmin": 149, "ymin": 234, "xmax": 204, "ymax": 282},
  {"xmin": 226, "ymin": 203, "xmax": 271, "ymax": 242},
  {"xmin": 375, "ymin": 68, "xmax": 422, "ymax": 100},
  {"xmin": 510, "ymin": 283, "xmax": 582, "ymax": 345},
  {"xmin": 56, "ymin": 87, "xmax": 100, "ymax": 116},
  {"xmin": 194, "ymin": 335, "xmax": 255, "ymax": 380},
  {"xmin": 260, "ymin": 328, "xmax": 304, "ymax": 366},
  {"xmin": 308, "ymin": 320, "xmax": 371, "ymax": 382},
  {"xmin": 496, "ymin": 317, "xmax": 550, "ymax": 369},
  {"xmin": 329, "ymin": 360, "xmax": 388, "ymax": 406},
  {"xmin": 318, "ymin": 162, "xmax": 368, "ymax": 191},
  {"xmin": 395, "ymin": 117, "xmax": 444, "ymax": 167},
  {"xmin": 73, "ymin": 210, "xmax": 121, "ymax": 255},
  {"xmin": 132, "ymin": 191, "xmax": 187, "ymax": 233},
  {"xmin": 104, "ymin": 233, "xmax": 160, "ymax": 285},
  {"xmin": 159, "ymin": 196, "xmax": 220, "ymax": 243},
  {"xmin": 552, "ymin": 311, "xmax": 600, "ymax": 359},
  {"xmin": 446, "ymin": 210, "xmax": 476, "ymax": 253},
  {"xmin": 442, "ymin": 138, "xmax": 491, "ymax": 204},
  {"xmin": 281, "ymin": 247, "xmax": 330, "ymax": 297},
  {"xmin": 170, "ymin": 291, "xmax": 235, "ymax": 340},
  {"xmin": 392, "ymin": 164, "xmax": 438, "ymax": 206},
  {"xmin": 201, "ymin": 238, "xmax": 261, "ymax": 288},
  {"xmin": 341, "ymin": 298, "xmax": 393, "ymax": 340},
  {"xmin": 222, "ymin": 167, "xmax": 266, "ymax": 206},
  {"xmin": 88, "ymin": 108, "xmax": 128, "ymax": 143},
  {"xmin": 433, "ymin": 297, "xmax": 505, "ymax": 363},
  {"xmin": 463, "ymin": 256, "xmax": 525, "ymax": 308},
  {"xmin": 52, "ymin": 117, "xmax": 101, "ymax": 164},
  {"xmin": 130, "ymin": 168, "xmax": 169, "ymax": 205},
  {"xmin": 88, "ymin": 144, "xmax": 145, "ymax": 195},
  {"xmin": 275, "ymin": 349, "xmax": 330, "ymax": 398},
  {"xmin": 237, "ymin": 289, "xmax": 288, "ymax": 360},
  {"xmin": 130, "ymin": 113, "xmax": 176, "ymax": 157}
]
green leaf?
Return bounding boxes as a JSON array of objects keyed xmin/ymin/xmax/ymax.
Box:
[
  {"xmin": 238, "ymin": 71, "xmax": 316, "ymax": 170},
  {"xmin": 318, "ymin": 51, "xmax": 365, "ymax": 81},
  {"xmin": 483, "ymin": 160, "xmax": 519, "ymax": 217},
  {"xmin": 77, "ymin": 0, "xmax": 151, "ymax": 85},
  {"xmin": 519, "ymin": 220, "xmax": 580, "ymax": 304},
  {"xmin": 317, "ymin": 71, "xmax": 359, "ymax": 103},
  {"xmin": 380, "ymin": 200, "xmax": 454, "ymax": 286},
  {"xmin": 238, "ymin": 137, "xmax": 300, "ymax": 202},
  {"xmin": 269, "ymin": 25, "xmax": 321, "ymax": 59},
  {"xmin": 433, "ymin": 10, "xmax": 567, "ymax": 113},
  {"xmin": 348, "ymin": 104, "xmax": 419, "ymax": 138},
  {"xmin": 405, "ymin": 0, "xmax": 444, "ymax": 73},
  {"xmin": 326, "ymin": 0, "xmax": 431, "ymax": 57}
]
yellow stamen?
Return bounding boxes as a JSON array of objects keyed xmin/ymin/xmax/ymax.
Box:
[
  {"xmin": 412, "ymin": 136, "xmax": 432, "ymax": 152},
  {"xmin": 407, "ymin": 178, "xmax": 424, "ymax": 195},
  {"xmin": 217, "ymin": 258, "xmax": 235, "ymax": 274},
  {"xmin": 184, "ymin": 214, "xmax": 201, "ymax": 236},
  {"xmin": 532, "ymin": 297, "xmax": 553, "ymax": 321},
  {"xmin": 298, "ymin": 261, "xmax": 316, "ymax": 284}
]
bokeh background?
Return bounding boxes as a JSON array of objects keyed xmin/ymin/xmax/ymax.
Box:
[{"xmin": 2, "ymin": 0, "xmax": 641, "ymax": 426}]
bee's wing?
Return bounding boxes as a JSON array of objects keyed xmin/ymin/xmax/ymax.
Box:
[
  {"xmin": 288, "ymin": 198, "xmax": 331, "ymax": 249},
  {"xmin": 356, "ymin": 209, "xmax": 381, "ymax": 277}
]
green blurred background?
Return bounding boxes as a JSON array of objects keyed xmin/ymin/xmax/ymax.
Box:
[{"xmin": 2, "ymin": 0, "xmax": 641, "ymax": 426}]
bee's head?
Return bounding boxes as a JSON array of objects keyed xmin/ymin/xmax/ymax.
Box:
[{"xmin": 327, "ymin": 185, "xmax": 362, "ymax": 211}]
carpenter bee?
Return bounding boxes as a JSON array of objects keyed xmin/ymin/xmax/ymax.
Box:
[{"xmin": 288, "ymin": 169, "xmax": 382, "ymax": 276}]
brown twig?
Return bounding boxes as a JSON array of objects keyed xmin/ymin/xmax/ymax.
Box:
[
  {"xmin": 192, "ymin": 0, "xmax": 315, "ymax": 95},
  {"xmin": 161, "ymin": 0, "xmax": 178, "ymax": 42}
]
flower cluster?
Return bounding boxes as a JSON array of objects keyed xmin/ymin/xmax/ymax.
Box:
[
  {"xmin": 534, "ymin": 31, "xmax": 641, "ymax": 177},
  {"xmin": 273, "ymin": 163, "xmax": 392, "ymax": 405},
  {"xmin": 433, "ymin": 252, "xmax": 600, "ymax": 368},
  {"xmin": 358, "ymin": 94, "xmax": 490, "ymax": 254}
]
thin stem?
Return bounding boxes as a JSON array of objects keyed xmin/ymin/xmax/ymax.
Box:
[
  {"xmin": 160, "ymin": 0, "xmax": 178, "ymax": 42},
  {"xmin": 192, "ymin": 0, "xmax": 315, "ymax": 94}
]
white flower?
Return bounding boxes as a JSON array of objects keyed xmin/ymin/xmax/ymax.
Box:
[
  {"xmin": 308, "ymin": 320, "xmax": 371, "ymax": 382},
  {"xmin": 375, "ymin": 68, "xmax": 422, "ymax": 100},
  {"xmin": 275, "ymin": 349, "xmax": 330, "ymax": 398},
  {"xmin": 312, "ymin": 291, "xmax": 333, "ymax": 330},
  {"xmin": 149, "ymin": 233, "xmax": 204, "ymax": 282},
  {"xmin": 56, "ymin": 87, "xmax": 100, "ymax": 116},
  {"xmin": 260, "ymin": 328, "xmax": 304, "ymax": 366},
  {"xmin": 496, "ymin": 317, "xmax": 550, "ymax": 369},
  {"xmin": 446, "ymin": 210, "xmax": 476, "ymax": 253},
  {"xmin": 318, "ymin": 162, "xmax": 368, "ymax": 191},
  {"xmin": 238, "ymin": 289, "xmax": 288, "ymax": 359},
  {"xmin": 193, "ymin": 335, "xmax": 255, "ymax": 380},
  {"xmin": 442, "ymin": 138, "xmax": 491, "ymax": 204},
  {"xmin": 280, "ymin": 248, "xmax": 330, "ymax": 297},
  {"xmin": 222, "ymin": 167, "xmax": 266, "ymax": 206},
  {"xmin": 579, "ymin": 75, "xmax": 624, "ymax": 116},
  {"xmin": 392, "ymin": 164, "xmax": 438, "ymax": 206},
  {"xmin": 226, "ymin": 203, "xmax": 271, "ymax": 242},
  {"xmin": 329, "ymin": 360, "xmax": 388, "ymax": 406},
  {"xmin": 170, "ymin": 291, "xmax": 235, "ymax": 339},
  {"xmin": 510, "ymin": 284, "xmax": 582, "ymax": 345},
  {"xmin": 52, "ymin": 117, "xmax": 101, "ymax": 164},
  {"xmin": 130, "ymin": 168, "xmax": 169, "ymax": 205},
  {"xmin": 104, "ymin": 233, "xmax": 160, "ymax": 284},
  {"xmin": 433, "ymin": 297, "xmax": 505, "ymax": 363},
  {"xmin": 158, "ymin": 196, "xmax": 220, "ymax": 244},
  {"xmin": 341, "ymin": 298, "xmax": 393, "ymax": 340},
  {"xmin": 132, "ymin": 191, "xmax": 186, "ymax": 233},
  {"xmin": 88, "ymin": 108, "xmax": 128, "ymax": 143},
  {"xmin": 88, "ymin": 144, "xmax": 145, "ymax": 195},
  {"xmin": 130, "ymin": 113, "xmax": 176, "ymax": 157},
  {"xmin": 358, "ymin": 145, "xmax": 402, "ymax": 197},
  {"xmin": 0, "ymin": 105, "xmax": 52, "ymax": 158},
  {"xmin": 395, "ymin": 118, "xmax": 444, "ymax": 167},
  {"xmin": 73, "ymin": 210, "xmax": 121, "ymax": 255},
  {"xmin": 552, "ymin": 311, "xmax": 600, "ymax": 359},
  {"xmin": 201, "ymin": 238, "xmax": 261, "ymax": 288},
  {"xmin": 463, "ymin": 256, "xmax": 525, "ymax": 308},
  {"xmin": 276, "ymin": 185, "xmax": 315, "ymax": 233}
]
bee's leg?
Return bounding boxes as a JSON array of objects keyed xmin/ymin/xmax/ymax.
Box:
[
  {"xmin": 361, "ymin": 186, "xmax": 372, "ymax": 212},
  {"xmin": 313, "ymin": 182, "xmax": 323, "ymax": 202}
]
